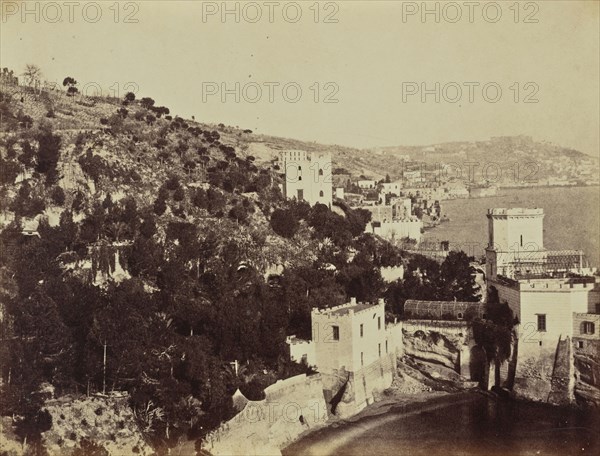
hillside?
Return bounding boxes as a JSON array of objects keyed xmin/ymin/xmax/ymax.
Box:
[{"xmin": 0, "ymin": 78, "xmax": 412, "ymax": 455}]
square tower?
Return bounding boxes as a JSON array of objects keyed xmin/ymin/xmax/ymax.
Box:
[
  {"xmin": 280, "ymin": 150, "xmax": 332, "ymax": 207},
  {"xmin": 485, "ymin": 208, "xmax": 545, "ymax": 280}
]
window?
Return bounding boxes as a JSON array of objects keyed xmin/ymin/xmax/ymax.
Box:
[
  {"xmin": 582, "ymin": 322, "xmax": 595, "ymax": 335},
  {"xmin": 378, "ymin": 316, "xmax": 381, "ymax": 330},
  {"xmin": 537, "ymin": 314, "xmax": 546, "ymax": 332},
  {"xmin": 332, "ymin": 325, "xmax": 339, "ymax": 341},
  {"xmin": 319, "ymin": 169, "xmax": 323, "ymax": 176},
  {"xmin": 319, "ymin": 191, "xmax": 324, "ymax": 197},
  {"xmin": 520, "ymin": 234, "xmax": 523, "ymax": 247},
  {"xmin": 361, "ymin": 352, "xmax": 364, "ymax": 366},
  {"xmin": 457, "ymin": 312, "xmax": 464, "ymax": 320},
  {"xmin": 298, "ymin": 176, "xmax": 302, "ymax": 181},
  {"xmin": 385, "ymin": 340, "xmax": 388, "ymax": 353},
  {"xmin": 360, "ymin": 324, "xmax": 364, "ymax": 337},
  {"xmin": 298, "ymin": 166, "xmax": 302, "ymax": 171},
  {"xmin": 578, "ymin": 341, "xmax": 584, "ymax": 349},
  {"xmin": 378, "ymin": 343, "xmax": 381, "ymax": 357}
]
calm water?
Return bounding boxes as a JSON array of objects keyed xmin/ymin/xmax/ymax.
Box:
[
  {"xmin": 423, "ymin": 186, "xmax": 600, "ymax": 266},
  {"xmin": 284, "ymin": 394, "xmax": 599, "ymax": 456}
]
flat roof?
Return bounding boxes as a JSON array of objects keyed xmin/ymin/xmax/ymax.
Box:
[
  {"xmin": 328, "ymin": 302, "xmax": 376, "ymax": 316},
  {"xmin": 487, "ymin": 208, "xmax": 544, "ymax": 216}
]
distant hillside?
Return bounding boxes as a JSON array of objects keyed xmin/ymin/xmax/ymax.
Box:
[{"xmin": 246, "ymin": 134, "xmax": 598, "ymax": 184}]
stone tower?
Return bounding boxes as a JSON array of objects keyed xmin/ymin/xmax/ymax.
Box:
[{"xmin": 485, "ymin": 208, "xmax": 545, "ymax": 281}]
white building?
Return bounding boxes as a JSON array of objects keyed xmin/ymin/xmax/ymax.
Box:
[
  {"xmin": 485, "ymin": 207, "xmax": 599, "ymax": 404},
  {"xmin": 286, "ymin": 335, "xmax": 316, "ymax": 366},
  {"xmin": 380, "ymin": 182, "xmax": 401, "ymax": 195},
  {"xmin": 279, "ymin": 150, "xmax": 332, "ymax": 207},
  {"xmin": 365, "ymin": 218, "xmax": 422, "ymax": 243},
  {"xmin": 311, "ymin": 299, "xmax": 402, "ymax": 417},
  {"xmin": 357, "ymin": 180, "xmax": 376, "ymax": 189}
]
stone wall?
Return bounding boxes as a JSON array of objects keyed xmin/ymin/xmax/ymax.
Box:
[
  {"xmin": 513, "ymin": 335, "xmax": 575, "ymax": 405},
  {"xmin": 321, "ymin": 352, "xmax": 397, "ymax": 419},
  {"xmin": 202, "ymin": 374, "xmax": 328, "ymax": 456}
]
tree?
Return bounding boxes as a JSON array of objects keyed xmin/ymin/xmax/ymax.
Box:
[
  {"xmin": 270, "ymin": 209, "xmax": 299, "ymax": 238},
  {"xmin": 63, "ymin": 77, "xmax": 78, "ymax": 96},
  {"xmin": 50, "ymin": 186, "xmax": 65, "ymax": 205},
  {"xmin": 124, "ymin": 92, "xmax": 136, "ymax": 103},
  {"xmin": 154, "ymin": 196, "xmax": 167, "ymax": 216},
  {"xmin": 35, "ymin": 125, "xmax": 62, "ymax": 184},
  {"xmin": 140, "ymin": 97, "xmax": 155, "ymax": 109},
  {"xmin": 472, "ymin": 303, "xmax": 515, "ymax": 387},
  {"xmin": 439, "ymin": 251, "xmax": 480, "ymax": 302},
  {"xmin": 23, "ymin": 64, "xmax": 42, "ymax": 90},
  {"xmin": 173, "ymin": 186, "xmax": 185, "ymax": 202}
]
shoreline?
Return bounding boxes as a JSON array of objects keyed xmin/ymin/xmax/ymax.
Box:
[{"xmin": 281, "ymin": 389, "xmax": 482, "ymax": 456}]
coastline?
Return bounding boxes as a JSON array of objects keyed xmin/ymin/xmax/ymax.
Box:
[{"xmin": 281, "ymin": 390, "xmax": 481, "ymax": 456}]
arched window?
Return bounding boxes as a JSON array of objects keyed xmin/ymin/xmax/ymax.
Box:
[
  {"xmin": 319, "ymin": 169, "xmax": 323, "ymax": 176},
  {"xmin": 319, "ymin": 191, "xmax": 324, "ymax": 197},
  {"xmin": 457, "ymin": 312, "xmax": 464, "ymax": 320}
]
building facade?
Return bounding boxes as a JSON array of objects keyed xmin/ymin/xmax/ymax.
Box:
[
  {"xmin": 485, "ymin": 207, "xmax": 599, "ymax": 404},
  {"xmin": 279, "ymin": 150, "xmax": 332, "ymax": 207},
  {"xmin": 311, "ymin": 299, "xmax": 402, "ymax": 417}
]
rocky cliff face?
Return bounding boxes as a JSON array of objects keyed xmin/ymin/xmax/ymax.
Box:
[
  {"xmin": 41, "ymin": 394, "xmax": 153, "ymax": 456},
  {"xmin": 574, "ymin": 340, "xmax": 600, "ymax": 408},
  {"xmin": 402, "ymin": 328, "xmax": 463, "ymax": 371}
]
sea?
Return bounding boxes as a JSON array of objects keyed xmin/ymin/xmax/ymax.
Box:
[
  {"xmin": 284, "ymin": 393, "xmax": 599, "ymax": 456},
  {"xmin": 423, "ymin": 186, "xmax": 600, "ymax": 266}
]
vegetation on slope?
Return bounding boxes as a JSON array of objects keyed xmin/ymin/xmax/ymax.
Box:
[{"xmin": 0, "ymin": 70, "xmax": 479, "ymax": 454}]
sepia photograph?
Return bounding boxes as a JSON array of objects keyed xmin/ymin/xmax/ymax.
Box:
[{"xmin": 0, "ymin": 1, "xmax": 599, "ymax": 455}]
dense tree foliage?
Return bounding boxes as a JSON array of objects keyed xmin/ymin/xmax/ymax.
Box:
[
  {"xmin": 385, "ymin": 251, "xmax": 480, "ymax": 316},
  {"xmin": 0, "ymin": 87, "xmax": 480, "ymax": 453}
]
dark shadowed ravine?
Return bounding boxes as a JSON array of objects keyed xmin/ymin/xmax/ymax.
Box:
[{"xmin": 282, "ymin": 393, "xmax": 599, "ymax": 456}]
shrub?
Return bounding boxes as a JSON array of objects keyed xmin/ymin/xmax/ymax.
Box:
[
  {"xmin": 173, "ymin": 186, "xmax": 185, "ymax": 202},
  {"xmin": 51, "ymin": 186, "xmax": 65, "ymax": 205},
  {"xmin": 270, "ymin": 209, "xmax": 299, "ymax": 238},
  {"xmin": 165, "ymin": 175, "xmax": 180, "ymax": 191},
  {"xmin": 153, "ymin": 197, "xmax": 167, "ymax": 216}
]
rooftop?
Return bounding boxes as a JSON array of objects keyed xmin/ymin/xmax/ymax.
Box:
[
  {"xmin": 487, "ymin": 208, "xmax": 544, "ymax": 216},
  {"xmin": 328, "ymin": 302, "xmax": 374, "ymax": 316},
  {"xmin": 312, "ymin": 298, "xmax": 384, "ymax": 317}
]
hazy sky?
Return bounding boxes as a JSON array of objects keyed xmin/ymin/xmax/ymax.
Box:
[{"xmin": 2, "ymin": 1, "xmax": 599, "ymax": 155}]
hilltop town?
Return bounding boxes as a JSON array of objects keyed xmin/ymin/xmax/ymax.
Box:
[{"xmin": 0, "ymin": 67, "xmax": 599, "ymax": 456}]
